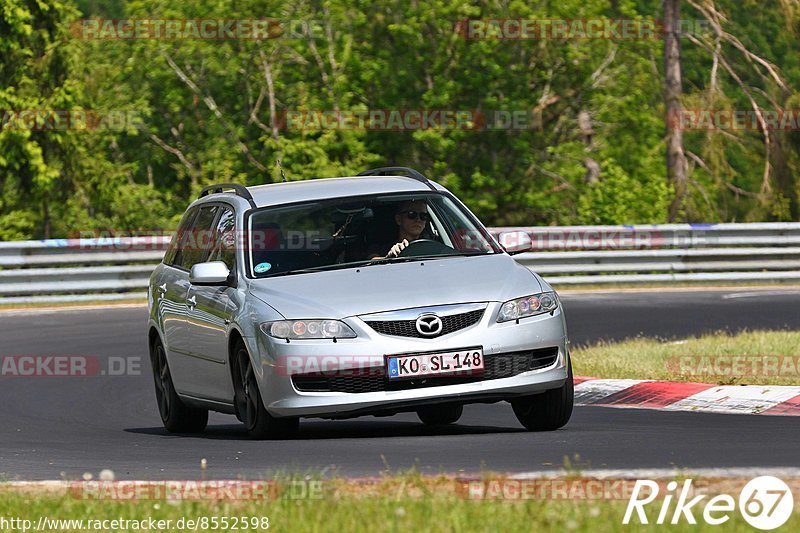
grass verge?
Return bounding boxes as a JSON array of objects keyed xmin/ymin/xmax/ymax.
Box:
[
  {"xmin": 2, "ymin": 473, "xmax": 799, "ymax": 532},
  {"xmin": 0, "ymin": 298, "xmax": 146, "ymax": 312},
  {"xmin": 572, "ymin": 330, "xmax": 800, "ymax": 385}
]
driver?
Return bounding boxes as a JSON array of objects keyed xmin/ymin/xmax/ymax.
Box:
[{"xmin": 369, "ymin": 200, "xmax": 430, "ymax": 259}]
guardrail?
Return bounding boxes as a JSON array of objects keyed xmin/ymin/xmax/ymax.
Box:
[
  {"xmin": 0, "ymin": 236, "xmax": 168, "ymax": 303},
  {"xmin": 487, "ymin": 223, "xmax": 800, "ymax": 286},
  {"xmin": 2, "ymin": 224, "xmax": 800, "ymax": 303}
]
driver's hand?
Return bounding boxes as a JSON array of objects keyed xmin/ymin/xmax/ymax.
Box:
[{"xmin": 387, "ymin": 239, "xmax": 409, "ymax": 258}]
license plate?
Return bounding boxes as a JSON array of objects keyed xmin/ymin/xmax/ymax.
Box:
[{"xmin": 386, "ymin": 348, "xmax": 484, "ymax": 380}]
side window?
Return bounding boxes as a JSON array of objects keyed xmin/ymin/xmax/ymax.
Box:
[
  {"xmin": 165, "ymin": 208, "xmax": 198, "ymax": 267},
  {"xmin": 176, "ymin": 205, "xmax": 219, "ymax": 270},
  {"xmin": 434, "ymin": 197, "xmax": 493, "ymax": 253},
  {"xmin": 207, "ymin": 207, "xmax": 237, "ymax": 270}
]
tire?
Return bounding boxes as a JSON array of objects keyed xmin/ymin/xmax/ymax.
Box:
[
  {"xmin": 150, "ymin": 337, "xmax": 208, "ymax": 433},
  {"xmin": 511, "ymin": 357, "xmax": 574, "ymax": 431},
  {"xmin": 232, "ymin": 340, "xmax": 299, "ymax": 439},
  {"xmin": 417, "ymin": 403, "xmax": 463, "ymax": 425}
]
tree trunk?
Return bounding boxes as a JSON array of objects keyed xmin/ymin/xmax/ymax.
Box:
[
  {"xmin": 578, "ymin": 110, "xmax": 600, "ymax": 183},
  {"xmin": 42, "ymin": 199, "xmax": 50, "ymax": 240},
  {"xmin": 664, "ymin": 0, "xmax": 688, "ymax": 221},
  {"xmin": 771, "ymin": 133, "xmax": 798, "ymax": 219}
]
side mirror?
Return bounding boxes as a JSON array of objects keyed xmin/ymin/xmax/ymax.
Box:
[
  {"xmin": 497, "ymin": 231, "xmax": 532, "ymax": 255},
  {"xmin": 189, "ymin": 261, "xmax": 231, "ymax": 286}
]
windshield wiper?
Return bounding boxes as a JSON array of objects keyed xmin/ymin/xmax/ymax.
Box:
[
  {"xmin": 436, "ymin": 251, "xmax": 494, "ymax": 258},
  {"xmin": 261, "ymin": 261, "xmax": 370, "ymax": 278},
  {"xmin": 366, "ymin": 251, "xmax": 492, "ymax": 266},
  {"xmin": 364, "ymin": 256, "xmax": 420, "ymax": 266}
]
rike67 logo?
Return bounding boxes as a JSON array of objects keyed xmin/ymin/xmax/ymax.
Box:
[{"xmin": 624, "ymin": 476, "xmax": 794, "ymax": 530}]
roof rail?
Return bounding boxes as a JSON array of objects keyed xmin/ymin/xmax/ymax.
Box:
[
  {"xmin": 199, "ymin": 183, "xmax": 257, "ymax": 208},
  {"xmin": 357, "ymin": 167, "xmax": 437, "ymax": 191}
]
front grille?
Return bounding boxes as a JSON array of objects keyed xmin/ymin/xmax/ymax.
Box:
[
  {"xmin": 291, "ymin": 347, "xmax": 559, "ymax": 393},
  {"xmin": 365, "ymin": 309, "xmax": 484, "ymax": 338}
]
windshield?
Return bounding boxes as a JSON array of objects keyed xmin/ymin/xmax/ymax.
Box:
[{"xmin": 247, "ymin": 192, "xmax": 499, "ymax": 277}]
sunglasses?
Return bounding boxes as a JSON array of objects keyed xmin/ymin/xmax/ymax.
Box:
[{"xmin": 400, "ymin": 210, "xmax": 431, "ymax": 222}]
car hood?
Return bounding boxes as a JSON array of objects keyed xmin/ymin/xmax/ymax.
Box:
[{"xmin": 248, "ymin": 254, "xmax": 542, "ymax": 319}]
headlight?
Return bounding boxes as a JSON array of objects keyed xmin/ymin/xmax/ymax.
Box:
[
  {"xmin": 260, "ymin": 320, "xmax": 357, "ymax": 340},
  {"xmin": 497, "ymin": 292, "xmax": 558, "ymax": 323}
]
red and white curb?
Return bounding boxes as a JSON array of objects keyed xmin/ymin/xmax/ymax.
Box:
[{"xmin": 574, "ymin": 377, "xmax": 800, "ymax": 415}]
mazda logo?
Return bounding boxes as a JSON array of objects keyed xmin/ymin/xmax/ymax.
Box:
[{"xmin": 415, "ymin": 314, "xmax": 443, "ymax": 337}]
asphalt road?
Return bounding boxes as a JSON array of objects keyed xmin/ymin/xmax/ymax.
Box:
[{"xmin": 1, "ymin": 288, "xmax": 799, "ymax": 480}]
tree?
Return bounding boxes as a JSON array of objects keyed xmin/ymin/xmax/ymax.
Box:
[{"xmin": 664, "ymin": 0, "xmax": 689, "ymax": 221}]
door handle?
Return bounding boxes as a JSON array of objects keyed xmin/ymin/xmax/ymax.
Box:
[{"xmin": 187, "ymin": 295, "xmax": 197, "ymax": 309}]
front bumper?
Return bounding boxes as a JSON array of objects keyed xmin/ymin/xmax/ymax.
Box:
[{"xmin": 248, "ymin": 302, "xmax": 569, "ymax": 418}]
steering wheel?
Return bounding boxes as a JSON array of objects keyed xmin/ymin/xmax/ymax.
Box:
[{"xmin": 397, "ymin": 239, "xmax": 454, "ymax": 258}]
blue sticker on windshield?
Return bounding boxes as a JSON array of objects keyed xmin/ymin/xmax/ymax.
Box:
[{"xmin": 254, "ymin": 262, "xmax": 272, "ymax": 273}]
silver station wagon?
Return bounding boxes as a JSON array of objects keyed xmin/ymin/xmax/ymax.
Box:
[{"xmin": 147, "ymin": 167, "xmax": 573, "ymax": 438}]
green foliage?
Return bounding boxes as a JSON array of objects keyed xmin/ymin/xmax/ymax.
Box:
[
  {"xmin": 0, "ymin": 209, "xmax": 37, "ymax": 240},
  {"xmin": 1, "ymin": 0, "xmax": 799, "ymax": 239},
  {"xmin": 577, "ymin": 160, "xmax": 672, "ymax": 224}
]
